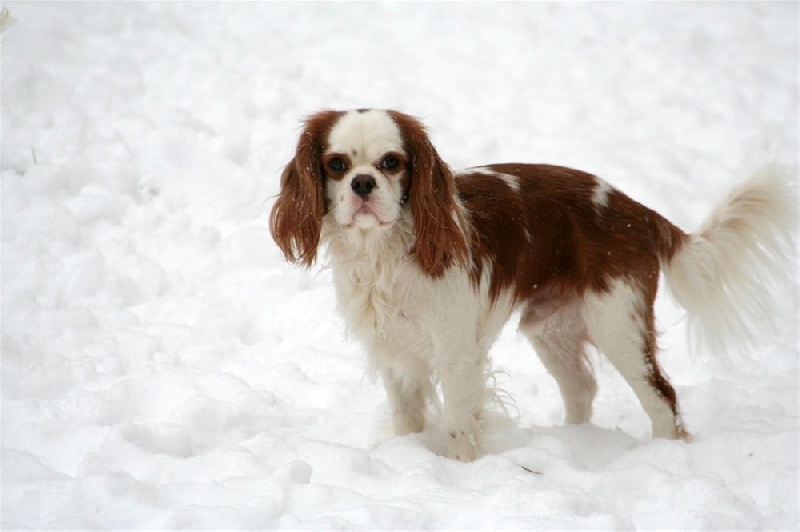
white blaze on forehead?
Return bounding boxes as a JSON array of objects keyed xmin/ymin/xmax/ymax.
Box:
[{"xmin": 326, "ymin": 110, "xmax": 404, "ymax": 160}]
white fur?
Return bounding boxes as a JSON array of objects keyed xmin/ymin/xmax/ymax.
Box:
[
  {"xmin": 496, "ymin": 173, "xmax": 521, "ymax": 192},
  {"xmin": 325, "ymin": 110, "xmax": 407, "ymax": 229},
  {"xmin": 592, "ymin": 177, "xmax": 614, "ymax": 210},
  {"xmin": 664, "ymin": 164, "xmax": 796, "ymax": 355},
  {"xmin": 327, "ymin": 109, "xmax": 405, "ymax": 157},
  {"xmin": 519, "ymin": 298, "xmax": 596, "ymax": 425},
  {"xmin": 582, "ymin": 279, "xmax": 683, "ymax": 438},
  {"xmin": 327, "ymin": 209, "xmax": 515, "ymax": 461}
]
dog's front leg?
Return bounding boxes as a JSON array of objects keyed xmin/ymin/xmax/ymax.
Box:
[
  {"xmin": 439, "ymin": 347, "xmax": 486, "ymax": 462},
  {"xmin": 381, "ymin": 366, "xmax": 427, "ymax": 435}
]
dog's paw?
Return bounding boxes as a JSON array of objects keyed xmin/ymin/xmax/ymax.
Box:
[{"xmin": 446, "ymin": 430, "xmax": 477, "ymax": 462}]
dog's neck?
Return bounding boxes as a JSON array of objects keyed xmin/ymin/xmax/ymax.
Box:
[
  {"xmin": 323, "ymin": 209, "xmax": 418, "ymax": 343},
  {"xmin": 324, "ymin": 209, "xmax": 415, "ymax": 272}
]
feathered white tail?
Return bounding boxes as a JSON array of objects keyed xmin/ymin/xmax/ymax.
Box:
[{"xmin": 664, "ymin": 165, "xmax": 797, "ymax": 355}]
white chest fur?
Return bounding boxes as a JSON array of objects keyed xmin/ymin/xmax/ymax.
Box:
[
  {"xmin": 329, "ymin": 232, "xmax": 436, "ymax": 369},
  {"xmin": 324, "ymin": 221, "xmax": 517, "ymax": 463}
]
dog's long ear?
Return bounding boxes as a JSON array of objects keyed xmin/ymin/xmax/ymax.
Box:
[
  {"xmin": 270, "ymin": 112, "xmax": 340, "ymax": 266},
  {"xmin": 389, "ymin": 111, "xmax": 470, "ymax": 277}
]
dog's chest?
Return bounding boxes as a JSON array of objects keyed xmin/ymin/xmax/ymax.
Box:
[{"xmin": 332, "ymin": 256, "xmax": 425, "ymax": 349}]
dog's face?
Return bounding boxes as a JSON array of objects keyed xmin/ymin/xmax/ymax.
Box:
[
  {"xmin": 270, "ymin": 109, "xmax": 470, "ymax": 276},
  {"xmin": 323, "ymin": 110, "xmax": 409, "ymax": 230}
]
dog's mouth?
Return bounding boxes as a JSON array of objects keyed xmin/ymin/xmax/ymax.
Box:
[
  {"xmin": 355, "ymin": 203, "xmax": 376, "ymax": 217},
  {"xmin": 343, "ymin": 202, "xmax": 392, "ymax": 229},
  {"xmin": 351, "ymin": 211, "xmax": 391, "ymax": 229}
]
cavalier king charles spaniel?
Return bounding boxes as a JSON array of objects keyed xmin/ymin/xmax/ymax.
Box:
[{"xmin": 271, "ymin": 109, "xmax": 792, "ymax": 462}]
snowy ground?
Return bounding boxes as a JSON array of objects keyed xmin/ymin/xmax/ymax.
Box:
[{"xmin": 2, "ymin": 2, "xmax": 798, "ymax": 530}]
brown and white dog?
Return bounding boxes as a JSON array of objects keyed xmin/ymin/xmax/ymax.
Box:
[{"xmin": 270, "ymin": 109, "xmax": 793, "ymax": 462}]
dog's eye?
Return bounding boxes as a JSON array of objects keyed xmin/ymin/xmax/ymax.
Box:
[
  {"xmin": 381, "ymin": 155, "xmax": 400, "ymax": 171},
  {"xmin": 327, "ymin": 158, "xmax": 346, "ymax": 172}
]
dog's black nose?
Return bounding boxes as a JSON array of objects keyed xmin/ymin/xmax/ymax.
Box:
[{"xmin": 351, "ymin": 175, "xmax": 376, "ymax": 198}]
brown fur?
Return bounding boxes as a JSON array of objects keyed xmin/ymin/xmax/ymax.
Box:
[
  {"xmin": 457, "ymin": 164, "xmax": 688, "ymax": 426},
  {"xmin": 458, "ymin": 164, "xmax": 688, "ymax": 305},
  {"xmin": 387, "ymin": 110, "xmax": 471, "ymax": 276},
  {"xmin": 270, "ymin": 110, "xmax": 344, "ymax": 266}
]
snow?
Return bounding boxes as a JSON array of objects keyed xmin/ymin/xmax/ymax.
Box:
[{"xmin": 1, "ymin": 1, "xmax": 798, "ymax": 529}]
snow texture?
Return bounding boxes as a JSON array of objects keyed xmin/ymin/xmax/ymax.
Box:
[{"xmin": 2, "ymin": 2, "xmax": 798, "ymax": 530}]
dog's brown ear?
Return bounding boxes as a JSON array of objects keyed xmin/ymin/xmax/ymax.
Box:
[
  {"xmin": 270, "ymin": 111, "xmax": 341, "ymax": 266},
  {"xmin": 389, "ymin": 111, "xmax": 470, "ymax": 277}
]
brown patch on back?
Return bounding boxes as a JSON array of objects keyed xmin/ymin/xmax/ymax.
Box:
[{"xmin": 457, "ymin": 164, "xmax": 689, "ymax": 305}]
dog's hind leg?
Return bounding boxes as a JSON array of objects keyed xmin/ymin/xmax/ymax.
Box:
[
  {"xmin": 520, "ymin": 299, "xmax": 596, "ymax": 425},
  {"xmin": 582, "ymin": 278, "xmax": 688, "ymax": 440}
]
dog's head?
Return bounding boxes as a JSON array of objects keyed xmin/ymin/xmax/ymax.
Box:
[{"xmin": 270, "ymin": 109, "xmax": 469, "ymax": 276}]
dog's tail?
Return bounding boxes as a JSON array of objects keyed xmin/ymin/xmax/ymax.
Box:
[{"xmin": 659, "ymin": 165, "xmax": 796, "ymax": 355}]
